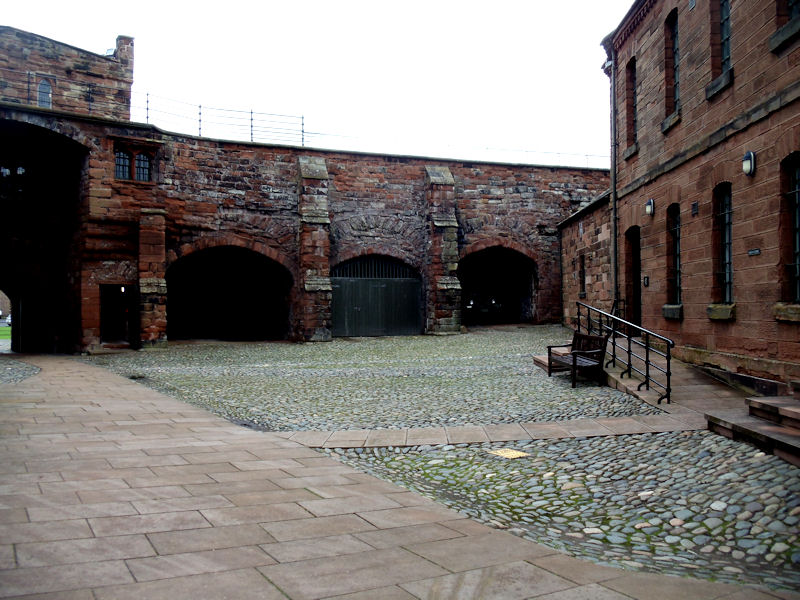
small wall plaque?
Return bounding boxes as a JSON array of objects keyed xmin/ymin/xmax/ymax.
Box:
[{"xmin": 748, "ymin": 249, "xmax": 761, "ymax": 256}]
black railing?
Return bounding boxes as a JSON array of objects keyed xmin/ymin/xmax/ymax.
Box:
[{"xmin": 576, "ymin": 301, "xmax": 674, "ymax": 404}]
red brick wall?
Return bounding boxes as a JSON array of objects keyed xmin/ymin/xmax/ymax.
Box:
[
  {"xmin": 588, "ymin": 0, "xmax": 800, "ymax": 384},
  {"xmin": 0, "ymin": 27, "xmax": 133, "ymax": 121}
]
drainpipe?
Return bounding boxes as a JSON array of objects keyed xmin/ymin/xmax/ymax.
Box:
[{"xmin": 604, "ymin": 46, "xmax": 620, "ymax": 312}]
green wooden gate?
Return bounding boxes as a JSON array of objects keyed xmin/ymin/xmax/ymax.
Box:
[{"xmin": 331, "ymin": 256, "xmax": 423, "ymax": 337}]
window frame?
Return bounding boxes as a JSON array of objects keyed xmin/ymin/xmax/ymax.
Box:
[
  {"xmin": 624, "ymin": 57, "xmax": 638, "ymax": 154},
  {"xmin": 780, "ymin": 153, "xmax": 800, "ymax": 304},
  {"xmin": 37, "ymin": 79, "xmax": 52, "ymax": 109},
  {"xmin": 713, "ymin": 183, "xmax": 734, "ymax": 305},
  {"xmin": 665, "ymin": 9, "xmax": 680, "ymax": 118},
  {"xmin": 667, "ymin": 203, "xmax": 682, "ymax": 306},
  {"xmin": 707, "ymin": 0, "xmax": 734, "ymax": 100},
  {"xmin": 114, "ymin": 146, "xmax": 154, "ymax": 183}
]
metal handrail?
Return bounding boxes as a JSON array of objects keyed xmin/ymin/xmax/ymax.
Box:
[{"xmin": 575, "ymin": 301, "xmax": 674, "ymax": 404}]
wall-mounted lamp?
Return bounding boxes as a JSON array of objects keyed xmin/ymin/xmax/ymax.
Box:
[
  {"xmin": 645, "ymin": 198, "xmax": 655, "ymax": 216},
  {"xmin": 742, "ymin": 151, "xmax": 756, "ymax": 177}
]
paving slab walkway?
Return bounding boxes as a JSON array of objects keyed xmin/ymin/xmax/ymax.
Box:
[{"xmin": 0, "ymin": 355, "xmax": 796, "ymax": 599}]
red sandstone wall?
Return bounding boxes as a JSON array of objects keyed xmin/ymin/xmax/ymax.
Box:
[{"xmin": 0, "ymin": 27, "xmax": 133, "ymax": 121}]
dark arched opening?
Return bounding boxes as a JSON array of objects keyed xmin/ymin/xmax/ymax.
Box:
[
  {"xmin": 166, "ymin": 246, "xmax": 293, "ymax": 341},
  {"xmin": 624, "ymin": 226, "xmax": 642, "ymax": 327},
  {"xmin": 458, "ymin": 246, "xmax": 538, "ymax": 326},
  {"xmin": 0, "ymin": 120, "xmax": 86, "ymax": 353},
  {"xmin": 331, "ymin": 255, "xmax": 423, "ymax": 337}
]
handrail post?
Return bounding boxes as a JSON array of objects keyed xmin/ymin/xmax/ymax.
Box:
[{"xmin": 644, "ymin": 332, "xmax": 651, "ymax": 390}]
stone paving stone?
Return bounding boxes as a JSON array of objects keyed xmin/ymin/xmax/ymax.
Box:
[
  {"xmin": 270, "ymin": 474, "xmax": 358, "ymax": 489},
  {"xmin": 400, "ymin": 560, "xmax": 574, "ymax": 600},
  {"xmin": 446, "ymin": 426, "xmax": 490, "ymax": 443},
  {"xmin": 131, "ymin": 494, "xmax": 234, "ymax": 514},
  {"xmin": 261, "ymin": 514, "xmax": 377, "ymax": 542},
  {"xmin": 298, "ymin": 494, "xmax": 403, "ymax": 517},
  {"xmin": 520, "ymin": 422, "xmax": 572, "ymax": 439},
  {"xmin": 320, "ymin": 586, "xmax": 417, "ymax": 600},
  {"xmin": 0, "ymin": 507, "xmax": 29, "ymax": 524},
  {"xmin": 0, "ymin": 519, "xmax": 94, "ymax": 544},
  {"xmin": 357, "ymin": 504, "xmax": 466, "ymax": 529},
  {"xmin": 88, "ymin": 511, "xmax": 211, "ymax": 537},
  {"xmin": 27, "ymin": 501, "xmax": 138, "ymax": 521},
  {"xmin": 93, "ymin": 568, "xmax": 286, "ymax": 600},
  {"xmin": 558, "ymin": 418, "xmax": 614, "ymax": 437},
  {"xmin": 16, "ymin": 534, "xmax": 156, "ymax": 567},
  {"xmin": 484, "ymin": 423, "xmax": 530, "ymax": 441},
  {"xmin": 304, "ymin": 480, "xmax": 407, "ymax": 499},
  {"xmin": 530, "ymin": 553, "xmax": 625, "ymax": 585},
  {"xmin": 289, "ymin": 431, "xmax": 332, "ymax": 446},
  {"xmin": 405, "ymin": 530, "xmax": 556, "ymax": 572},
  {"xmin": 0, "ymin": 544, "xmax": 15, "ymax": 570},
  {"xmin": 223, "ymin": 488, "xmax": 321, "ymax": 507},
  {"xmin": 77, "ymin": 485, "xmax": 191, "ymax": 504},
  {"xmin": 126, "ymin": 545, "xmax": 275, "ymax": 582},
  {"xmin": 0, "ymin": 560, "xmax": 134, "ymax": 597},
  {"xmin": 405, "ymin": 427, "xmax": 448, "ymax": 445},
  {"xmin": 353, "ymin": 522, "xmax": 465, "ymax": 549},
  {"xmin": 593, "ymin": 416, "xmax": 653, "ymax": 434},
  {"xmin": 261, "ymin": 533, "xmax": 374, "ymax": 563},
  {"xmin": 258, "ymin": 547, "xmax": 449, "ymax": 599},
  {"xmin": 181, "ymin": 478, "xmax": 282, "ymax": 496},
  {"xmin": 365, "ymin": 429, "xmax": 407, "ymax": 447},
  {"xmin": 602, "ymin": 572, "xmax": 740, "ymax": 600},
  {"xmin": 205, "ymin": 468, "xmax": 288, "ymax": 483},
  {"xmin": 147, "ymin": 523, "xmax": 276, "ymax": 555},
  {"xmin": 533, "ymin": 582, "xmax": 635, "ymax": 600},
  {"xmin": 199, "ymin": 502, "xmax": 311, "ymax": 526}
]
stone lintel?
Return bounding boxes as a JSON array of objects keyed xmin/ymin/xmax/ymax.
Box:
[
  {"xmin": 139, "ymin": 277, "xmax": 167, "ymax": 294},
  {"xmin": 298, "ymin": 156, "xmax": 329, "ymax": 180},
  {"xmin": 436, "ymin": 276, "xmax": 462, "ymax": 291},
  {"xmin": 304, "ymin": 276, "xmax": 333, "ymax": 292},
  {"xmin": 432, "ymin": 213, "xmax": 458, "ymax": 228},
  {"xmin": 300, "ymin": 212, "xmax": 331, "ymax": 225},
  {"xmin": 425, "ymin": 165, "xmax": 455, "ymax": 186},
  {"xmin": 140, "ymin": 208, "xmax": 167, "ymax": 216}
]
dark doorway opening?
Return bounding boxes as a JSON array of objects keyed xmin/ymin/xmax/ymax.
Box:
[
  {"xmin": 458, "ymin": 247, "xmax": 538, "ymax": 326},
  {"xmin": 625, "ymin": 226, "xmax": 642, "ymax": 327},
  {"xmin": 166, "ymin": 246, "xmax": 293, "ymax": 341},
  {"xmin": 100, "ymin": 285, "xmax": 139, "ymax": 347},
  {"xmin": 331, "ymin": 255, "xmax": 423, "ymax": 337},
  {"xmin": 0, "ymin": 120, "xmax": 85, "ymax": 353}
]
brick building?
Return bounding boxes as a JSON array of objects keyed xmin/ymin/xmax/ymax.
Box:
[
  {"xmin": 0, "ymin": 26, "xmax": 608, "ymax": 353},
  {"xmin": 561, "ymin": 0, "xmax": 800, "ymax": 388}
]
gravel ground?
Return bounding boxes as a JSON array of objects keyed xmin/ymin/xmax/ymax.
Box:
[
  {"xmin": 75, "ymin": 325, "xmax": 800, "ymax": 590},
  {"xmin": 0, "ymin": 356, "xmax": 40, "ymax": 384},
  {"xmin": 83, "ymin": 325, "xmax": 662, "ymax": 431}
]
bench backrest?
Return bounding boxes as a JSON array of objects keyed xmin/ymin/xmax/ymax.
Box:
[{"xmin": 572, "ymin": 332, "xmax": 608, "ymax": 352}]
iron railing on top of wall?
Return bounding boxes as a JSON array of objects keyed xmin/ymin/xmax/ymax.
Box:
[{"xmin": 576, "ymin": 301, "xmax": 674, "ymax": 404}]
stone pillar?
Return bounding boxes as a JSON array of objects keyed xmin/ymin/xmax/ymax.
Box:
[
  {"xmin": 424, "ymin": 166, "xmax": 461, "ymax": 334},
  {"xmin": 297, "ymin": 156, "xmax": 332, "ymax": 341},
  {"xmin": 138, "ymin": 208, "xmax": 168, "ymax": 348}
]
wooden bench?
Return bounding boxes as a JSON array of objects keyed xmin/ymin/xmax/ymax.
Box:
[{"xmin": 545, "ymin": 331, "xmax": 609, "ymax": 388}]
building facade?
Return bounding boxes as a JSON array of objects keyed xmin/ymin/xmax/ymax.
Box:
[
  {"xmin": 561, "ymin": 0, "xmax": 800, "ymax": 388},
  {"xmin": 0, "ymin": 27, "xmax": 609, "ymax": 353}
]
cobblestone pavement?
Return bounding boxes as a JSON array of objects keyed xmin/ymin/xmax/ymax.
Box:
[{"xmin": 76, "ymin": 326, "xmax": 800, "ymax": 591}]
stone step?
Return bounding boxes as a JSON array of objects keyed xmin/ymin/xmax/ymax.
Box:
[
  {"xmin": 706, "ymin": 408, "xmax": 800, "ymax": 467},
  {"xmin": 747, "ymin": 396, "xmax": 800, "ymax": 429}
]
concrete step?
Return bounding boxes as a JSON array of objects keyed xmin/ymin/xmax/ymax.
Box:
[
  {"xmin": 747, "ymin": 396, "xmax": 800, "ymax": 429},
  {"xmin": 706, "ymin": 408, "xmax": 800, "ymax": 467}
]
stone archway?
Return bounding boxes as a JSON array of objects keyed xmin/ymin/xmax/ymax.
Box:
[
  {"xmin": 0, "ymin": 120, "xmax": 87, "ymax": 353},
  {"xmin": 165, "ymin": 246, "xmax": 293, "ymax": 341},
  {"xmin": 458, "ymin": 246, "xmax": 539, "ymax": 326}
]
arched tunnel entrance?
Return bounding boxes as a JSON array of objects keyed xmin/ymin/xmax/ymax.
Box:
[
  {"xmin": 166, "ymin": 246, "xmax": 293, "ymax": 341},
  {"xmin": 0, "ymin": 120, "xmax": 86, "ymax": 353},
  {"xmin": 458, "ymin": 246, "xmax": 539, "ymax": 326}
]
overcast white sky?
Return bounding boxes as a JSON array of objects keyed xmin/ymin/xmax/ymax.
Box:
[{"xmin": 5, "ymin": 0, "xmax": 633, "ymax": 168}]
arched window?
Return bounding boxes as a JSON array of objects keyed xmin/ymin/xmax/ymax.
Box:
[
  {"xmin": 37, "ymin": 79, "xmax": 52, "ymax": 108},
  {"xmin": 664, "ymin": 9, "xmax": 679, "ymax": 118}
]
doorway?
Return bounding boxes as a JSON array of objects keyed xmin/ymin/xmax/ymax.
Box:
[{"xmin": 625, "ymin": 226, "xmax": 642, "ymax": 327}]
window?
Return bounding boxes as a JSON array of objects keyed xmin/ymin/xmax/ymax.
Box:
[
  {"xmin": 135, "ymin": 153, "xmax": 151, "ymax": 182},
  {"xmin": 771, "ymin": 0, "xmax": 800, "ymax": 53},
  {"xmin": 713, "ymin": 183, "xmax": 734, "ymax": 304},
  {"xmin": 781, "ymin": 153, "xmax": 800, "ymax": 304},
  {"xmin": 579, "ymin": 254, "xmax": 587, "ymax": 299},
  {"xmin": 665, "ymin": 10, "xmax": 680, "ymax": 117},
  {"xmin": 37, "ymin": 79, "xmax": 52, "ymax": 108},
  {"xmin": 114, "ymin": 146, "xmax": 153, "ymax": 182},
  {"xmin": 115, "ymin": 150, "xmax": 132, "ymax": 180},
  {"xmin": 720, "ymin": 0, "xmax": 731, "ymax": 72},
  {"xmin": 666, "ymin": 203, "xmax": 681, "ymax": 305},
  {"xmin": 625, "ymin": 58, "xmax": 638, "ymax": 149}
]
